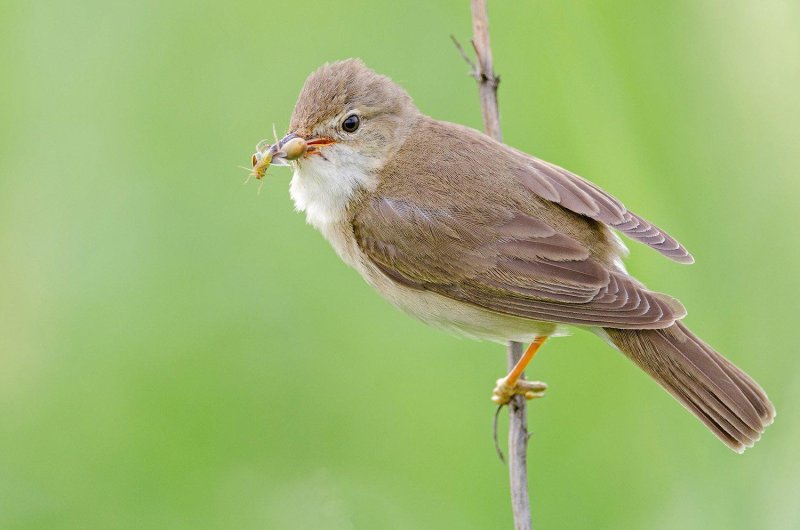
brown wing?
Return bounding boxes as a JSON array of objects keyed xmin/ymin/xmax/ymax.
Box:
[
  {"xmin": 512, "ymin": 154, "xmax": 694, "ymax": 264},
  {"xmin": 395, "ymin": 119, "xmax": 693, "ymax": 264},
  {"xmin": 353, "ymin": 197, "xmax": 686, "ymax": 329}
]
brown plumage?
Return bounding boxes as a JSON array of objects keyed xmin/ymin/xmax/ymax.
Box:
[
  {"xmin": 353, "ymin": 118, "xmax": 687, "ymax": 329},
  {"xmin": 270, "ymin": 58, "xmax": 774, "ymax": 452}
]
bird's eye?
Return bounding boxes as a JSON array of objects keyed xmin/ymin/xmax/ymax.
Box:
[{"xmin": 341, "ymin": 114, "xmax": 360, "ymax": 133}]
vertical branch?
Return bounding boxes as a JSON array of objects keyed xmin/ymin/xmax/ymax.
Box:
[
  {"xmin": 461, "ymin": 2, "xmax": 532, "ymax": 529},
  {"xmin": 506, "ymin": 341, "xmax": 531, "ymax": 530},
  {"xmin": 469, "ymin": 0, "xmax": 502, "ymax": 141}
]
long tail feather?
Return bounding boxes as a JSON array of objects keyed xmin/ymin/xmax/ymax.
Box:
[{"xmin": 604, "ymin": 322, "xmax": 775, "ymax": 452}]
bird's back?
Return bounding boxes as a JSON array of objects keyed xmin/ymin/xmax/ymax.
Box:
[{"xmin": 370, "ymin": 116, "xmax": 626, "ymax": 270}]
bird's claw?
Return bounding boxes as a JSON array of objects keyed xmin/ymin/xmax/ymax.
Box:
[{"xmin": 491, "ymin": 377, "xmax": 547, "ymax": 405}]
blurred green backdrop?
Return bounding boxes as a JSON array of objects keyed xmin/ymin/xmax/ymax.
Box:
[{"xmin": 2, "ymin": 0, "xmax": 799, "ymax": 528}]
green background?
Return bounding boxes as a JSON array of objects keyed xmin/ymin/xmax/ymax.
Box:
[{"xmin": 2, "ymin": 1, "xmax": 799, "ymax": 528}]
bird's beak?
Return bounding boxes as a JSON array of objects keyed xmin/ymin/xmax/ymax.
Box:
[
  {"xmin": 304, "ymin": 136, "xmax": 337, "ymax": 153},
  {"xmin": 250, "ymin": 132, "xmax": 335, "ymax": 179}
]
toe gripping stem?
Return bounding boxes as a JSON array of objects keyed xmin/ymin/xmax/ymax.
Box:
[{"xmin": 491, "ymin": 336, "xmax": 549, "ymax": 405}]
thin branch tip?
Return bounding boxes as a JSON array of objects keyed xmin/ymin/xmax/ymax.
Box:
[{"xmin": 449, "ymin": 34, "xmax": 478, "ymax": 76}]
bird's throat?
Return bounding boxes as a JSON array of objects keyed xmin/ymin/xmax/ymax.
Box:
[{"xmin": 289, "ymin": 148, "xmax": 377, "ymax": 232}]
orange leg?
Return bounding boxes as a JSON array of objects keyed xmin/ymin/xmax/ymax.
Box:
[{"xmin": 491, "ymin": 336, "xmax": 549, "ymax": 405}]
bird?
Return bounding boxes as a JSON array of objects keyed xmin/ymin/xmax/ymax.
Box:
[{"xmin": 252, "ymin": 58, "xmax": 774, "ymax": 453}]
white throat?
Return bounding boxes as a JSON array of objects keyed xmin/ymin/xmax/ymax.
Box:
[{"xmin": 289, "ymin": 143, "xmax": 378, "ymax": 235}]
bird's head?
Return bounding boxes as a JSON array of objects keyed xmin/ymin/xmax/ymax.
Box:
[{"xmin": 251, "ymin": 59, "xmax": 419, "ymax": 183}]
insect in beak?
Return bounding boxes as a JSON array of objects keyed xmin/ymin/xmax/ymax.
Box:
[{"xmin": 249, "ymin": 133, "xmax": 336, "ymax": 180}]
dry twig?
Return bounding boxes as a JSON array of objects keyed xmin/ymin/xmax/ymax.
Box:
[{"xmin": 454, "ymin": 2, "xmax": 534, "ymax": 528}]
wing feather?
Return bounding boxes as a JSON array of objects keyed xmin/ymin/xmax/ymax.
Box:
[
  {"xmin": 516, "ymin": 157, "xmax": 694, "ymax": 263},
  {"xmin": 354, "ymin": 198, "xmax": 685, "ymax": 329}
]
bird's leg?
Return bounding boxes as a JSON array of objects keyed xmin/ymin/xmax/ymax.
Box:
[{"xmin": 491, "ymin": 336, "xmax": 548, "ymax": 405}]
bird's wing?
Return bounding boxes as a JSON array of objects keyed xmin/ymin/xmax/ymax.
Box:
[
  {"xmin": 510, "ymin": 151, "xmax": 694, "ymax": 264},
  {"xmin": 390, "ymin": 119, "xmax": 693, "ymax": 263},
  {"xmin": 352, "ymin": 197, "xmax": 686, "ymax": 329}
]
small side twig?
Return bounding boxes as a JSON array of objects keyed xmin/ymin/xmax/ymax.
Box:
[
  {"xmin": 450, "ymin": 34, "xmax": 477, "ymax": 75},
  {"xmin": 492, "ymin": 404, "xmax": 505, "ymax": 463}
]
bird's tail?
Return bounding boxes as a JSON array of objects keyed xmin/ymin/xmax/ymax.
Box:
[{"xmin": 604, "ymin": 322, "xmax": 775, "ymax": 452}]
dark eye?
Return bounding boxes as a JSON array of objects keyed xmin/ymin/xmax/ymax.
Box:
[{"xmin": 341, "ymin": 114, "xmax": 360, "ymax": 133}]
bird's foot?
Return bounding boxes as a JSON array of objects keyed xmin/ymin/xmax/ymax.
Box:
[{"xmin": 491, "ymin": 377, "xmax": 547, "ymax": 405}]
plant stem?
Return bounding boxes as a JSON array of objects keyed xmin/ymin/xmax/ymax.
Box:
[{"xmin": 466, "ymin": 2, "xmax": 532, "ymax": 528}]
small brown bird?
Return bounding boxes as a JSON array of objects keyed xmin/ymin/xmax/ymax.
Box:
[{"xmin": 254, "ymin": 59, "xmax": 774, "ymax": 452}]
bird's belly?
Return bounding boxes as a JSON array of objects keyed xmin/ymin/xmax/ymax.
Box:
[
  {"xmin": 304, "ymin": 210, "xmax": 565, "ymax": 343},
  {"xmin": 356, "ymin": 255, "xmax": 566, "ymax": 343}
]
